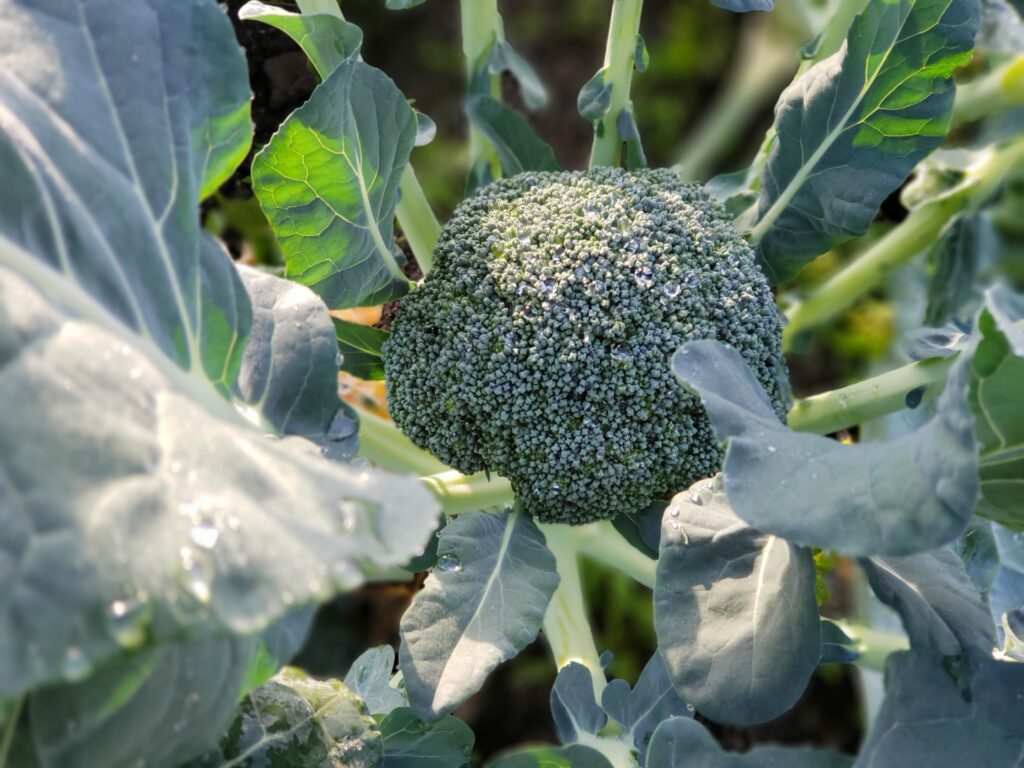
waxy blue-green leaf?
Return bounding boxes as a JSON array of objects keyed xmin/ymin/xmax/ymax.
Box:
[
  {"xmin": 600, "ymin": 652, "xmax": 690, "ymax": 764},
  {"xmin": 646, "ymin": 717, "xmax": 853, "ymax": 767},
  {"xmin": 344, "ymin": 645, "xmax": 405, "ymax": 716},
  {"xmin": 238, "ymin": 1, "xmax": 363, "ymax": 79},
  {"xmin": 333, "ymin": 317, "xmax": 389, "ymax": 381},
  {"xmin": 616, "ymin": 107, "xmax": 647, "ymax": 170},
  {"xmin": 752, "ymin": 0, "xmax": 980, "ymax": 283},
  {"xmin": 578, "ymin": 69, "xmax": 614, "ymax": 121},
  {"xmin": 991, "ymin": 524, "xmax": 1024, "ymax": 639},
  {"xmin": 26, "ymin": 636, "xmax": 256, "ymax": 768},
  {"xmin": 861, "ymin": 549, "xmax": 996, "ymax": 656},
  {"xmin": 673, "ymin": 340, "xmax": 978, "ymax": 556},
  {"xmin": 466, "ymin": 96, "xmax": 560, "ymax": 176},
  {"xmin": 187, "ymin": 668, "xmax": 382, "ymax": 767},
  {"xmin": 970, "ymin": 286, "xmax": 1024, "ymax": 530},
  {"xmin": 654, "ymin": 477, "xmax": 820, "ymax": 725},
  {"xmin": 253, "ymin": 58, "xmax": 417, "ymax": 310},
  {"xmin": 550, "ymin": 662, "xmax": 607, "ymax": 744},
  {"xmin": 924, "ymin": 215, "xmax": 990, "ymax": 327},
  {"xmin": 399, "ymin": 509, "xmax": 559, "ymax": 719},
  {"xmin": 855, "ymin": 652, "xmax": 1024, "ymax": 767},
  {"xmin": 0, "ymin": 0, "xmax": 438, "ymax": 703},
  {"xmin": 236, "ymin": 266, "xmax": 358, "ymax": 446}
]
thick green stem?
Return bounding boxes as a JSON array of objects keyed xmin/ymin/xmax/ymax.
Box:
[
  {"xmin": 0, "ymin": 697, "xmax": 22, "ymax": 768},
  {"xmin": 461, "ymin": 0, "xmax": 504, "ymax": 178},
  {"xmin": 421, "ymin": 469, "xmax": 514, "ymax": 515},
  {"xmin": 676, "ymin": 20, "xmax": 794, "ymax": 181},
  {"xmin": 396, "ymin": 167, "xmax": 440, "ymax": 275},
  {"xmin": 787, "ymin": 355, "xmax": 956, "ymax": 434},
  {"xmin": 540, "ymin": 524, "xmax": 607, "ymax": 698},
  {"xmin": 783, "ymin": 139, "xmax": 1024, "ymax": 348},
  {"xmin": 953, "ymin": 56, "xmax": 1024, "ymax": 125},
  {"xmin": 833, "ymin": 621, "xmax": 909, "ymax": 672},
  {"xmin": 573, "ymin": 521, "xmax": 656, "ymax": 589},
  {"xmin": 355, "ymin": 406, "xmax": 449, "ymax": 475},
  {"xmin": 296, "ymin": 0, "xmax": 343, "ymax": 17},
  {"xmin": 589, "ymin": 0, "xmax": 645, "ymax": 169}
]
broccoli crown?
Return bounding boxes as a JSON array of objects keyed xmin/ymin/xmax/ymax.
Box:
[{"xmin": 383, "ymin": 167, "xmax": 788, "ymax": 524}]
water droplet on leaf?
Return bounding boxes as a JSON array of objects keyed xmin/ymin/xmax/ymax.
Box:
[{"xmin": 436, "ymin": 554, "xmax": 463, "ymax": 573}]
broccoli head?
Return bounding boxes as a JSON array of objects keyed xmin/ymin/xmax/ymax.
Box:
[{"xmin": 383, "ymin": 167, "xmax": 788, "ymax": 524}]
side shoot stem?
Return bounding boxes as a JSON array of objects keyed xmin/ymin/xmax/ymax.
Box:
[
  {"xmin": 782, "ymin": 137, "xmax": 1024, "ymax": 348},
  {"xmin": 589, "ymin": 0, "xmax": 645, "ymax": 169},
  {"xmin": 460, "ymin": 0, "xmax": 504, "ymax": 180},
  {"xmin": 539, "ymin": 524, "xmax": 607, "ymax": 698}
]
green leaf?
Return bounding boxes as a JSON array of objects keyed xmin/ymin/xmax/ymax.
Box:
[
  {"xmin": 399, "ymin": 510, "xmax": 559, "ymax": 718},
  {"xmin": 237, "ymin": 267, "xmax": 359, "ymax": 446},
  {"xmin": 188, "ymin": 668, "xmax": 382, "ymax": 766},
  {"xmin": 672, "ymin": 340, "xmax": 978, "ymax": 556},
  {"xmin": 344, "ymin": 645, "xmax": 405, "ymax": 716},
  {"xmin": 855, "ymin": 652, "xmax": 1024, "ymax": 766},
  {"xmin": 0, "ymin": 0, "xmax": 438, "ymax": 702},
  {"xmin": 578, "ymin": 69, "xmax": 613, "ymax": 121},
  {"xmin": 861, "ymin": 549, "xmax": 996, "ymax": 657},
  {"xmin": 751, "ymin": 0, "xmax": 979, "ymax": 283},
  {"xmin": 488, "ymin": 745, "xmax": 614, "ymax": 768},
  {"xmin": 654, "ymin": 477, "xmax": 820, "ymax": 726},
  {"xmin": 633, "ymin": 35, "xmax": 650, "ymax": 73},
  {"xmin": 465, "ymin": 96, "xmax": 560, "ymax": 176},
  {"xmin": 483, "ymin": 41, "xmax": 548, "ymax": 110},
  {"xmin": 253, "ymin": 58, "xmax": 417, "ymax": 309},
  {"xmin": 647, "ymin": 717, "xmax": 853, "ymax": 767},
  {"xmin": 924, "ymin": 215, "xmax": 991, "ymax": 327},
  {"xmin": 615, "ymin": 107, "xmax": 647, "ymax": 170},
  {"xmin": 380, "ymin": 707, "xmax": 475, "ymax": 767},
  {"xmin": 386, "ymin": 0, "xmax": 427, "ymax": 8},
  {"xmin": 550, "ymin": 662, "xmax": 607, "ymax": 744},
  {"xmin": 819, "ymin": 620, "xmax": 860, "ymax": 665},
  {"xmin": 600, "ymin": 653, "xmax": 690, "ymax": 764},
  {"xmin": 238, "ymin": 1, "xmax": 363, "ymax": 79},
  {"xmin": 970, "ymin": 286, "xmax": 1024, "ymax": 530},
  {"xmin": 26, "ymin": 636, "xmax": 255, "ymax": 768},
  {"xmin": 333, "ymin": 318, "xmax": 389, "ymax": 381}
]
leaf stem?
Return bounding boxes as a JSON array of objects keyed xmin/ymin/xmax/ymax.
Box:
[
  {"xmin": 833, "ymin": 621, "xmax": 909, "ymax": 672},
  {"xmin": 572, "ymin": 521, "xmax": 656, "ymax": 589},
  {"xmin": 460, "ymin": 0, "xmax": 504, "ymax": 179},
  {"xmin": 420, "ymin": 469, "xmax": 515, "ymax": 515},
  {"xmin": 782, "ymin": 138, "xmax": 1024, "ymax": 348},
  {"xmin": 0, "ymin": 697, "xmax": 22, "ymax": 768},
  {"xmin": 540, "ymin": 524, "xmax": 608, "ymax": 698},
  {"xmin": 354, "ymin": 406, "xmax": 449, "ymax": 475},
  {"xmin": 396, "ymin": 167, "xmax": 440, "ymax": 276},
  {"xmin": 787, "ymin": 355, "xmax": 957, "ymax": 434},
  {"xmin": 589, "ymin": 0, "xmax": 645, "ymax": 169},
  {"xmin": 953, "ymin": 55, "xmax": 1024, "ymax": 125}
]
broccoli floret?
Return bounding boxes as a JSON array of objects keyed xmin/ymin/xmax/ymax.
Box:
[{"xmin": 383, "ymin": 167, "xmax": 788, "ymax": 524}]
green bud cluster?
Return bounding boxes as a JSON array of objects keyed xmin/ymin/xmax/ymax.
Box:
[{"xmin": 384, "ymin": 168, "xmax": 788, "ymax": 524}]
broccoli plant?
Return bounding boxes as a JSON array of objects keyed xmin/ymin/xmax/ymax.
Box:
[{"xmin": 0, "ymin": 0, "xmax": 1023, "ymax": 766}]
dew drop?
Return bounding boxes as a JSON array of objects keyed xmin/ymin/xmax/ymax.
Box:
[
  {"xmin": 669, "ymin": 507, "xmax": 680, "ymax": 518},
  {"xmin": 612, "ymin": 345, "xmax": 633, "ymax": 363},
  {"xmin": 190, "ymin": 522, "xmax": 220, "ymax": 550},
  {"xmin": 335, "ymin": 352, "xmax": 345, "ymax": 368},
  {"xmin": 686, "ymin": 703, "xmax": 696, "ymax": 714},
  {"xmin": 107, "ymin": 597, "xmax": 151, "ymax": 648},
  {"xmin": 550, "ymin": 482, "xmax": 561, "ymax": 495},
  {"xmin": 539, "ymin": 277, "xmax": 556, "ymax": 296},
  {"xmin": 663, "ymin": 282, "xmax": 681, "ymax": 299},
  {"xmin": 684, "ymin": 273, "xmax": 702, "ymax": 288},
  {"xmin": 905, "ymin": 385, "xmax": 926, "ymax": 409},
  {"xmin": 766, "ymin": 445, "xmax": 777, "ymax": 453},
  {"xmin": 62, "ymin": 646, "xmax": 90, "ymax": 682},
  {"xmin": 689, "ymin": 492, "xmax": 703, "ymax": 506},
  {"xmin": 436, "ymin": 554, "xmax": 463, "ymax": 573},
  {"xmin": 633, "ymin": 267, "xmax": 653, "ymax": 287}
]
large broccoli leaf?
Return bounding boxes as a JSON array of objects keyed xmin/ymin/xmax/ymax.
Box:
[
  {"xmin": 0, "ymin": 0, "xmax": 438, "ymax": 704},
  {"xmin": 751, "ymin": 0, "xmax": 979, "ymax": 282},
  {"xmin": 672, "ymin": 340, "xmax": 977, "ymax": 556},
  {"xmin": 654, "ymin": 476, "xmax": 820, "ymax": 725}
]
